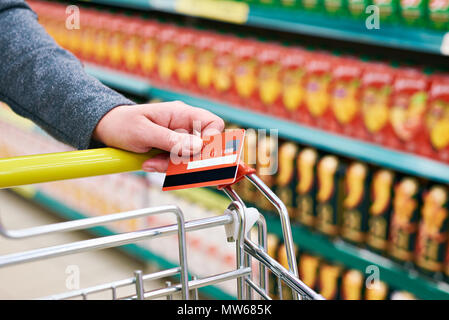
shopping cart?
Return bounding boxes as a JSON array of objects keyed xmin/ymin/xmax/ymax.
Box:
[{"xmin": 0, "ymin": 147, "xmax": 323, "ymax": 300}]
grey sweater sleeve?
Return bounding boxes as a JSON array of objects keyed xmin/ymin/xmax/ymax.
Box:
[{"xmin": 0, "ymin": 0, "xmax": 135, "ymax": 149}]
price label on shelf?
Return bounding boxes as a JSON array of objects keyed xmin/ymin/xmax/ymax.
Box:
[
  {"xmin": 174, "ymin": 0, "xmax": 250, "ymax": 24},
  {"xmin": 441, "ymin": 32, "xmax": 449, "ymax": 56}
]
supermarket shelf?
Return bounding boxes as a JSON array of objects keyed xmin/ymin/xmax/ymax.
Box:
[
  {"xmin": 85, "ymin": 63, "xmax": 449, "ymax": 184},
  {"xmin": 10, "ymin": 186, "xmax": 235, "ymax": 300},
  {"xmin": 80, "ymin": 0, "xmax": 449, "ymax": 56},
  {"xmin": 175, "ymin": 187, "xmax": 449, "ymax": 300}
]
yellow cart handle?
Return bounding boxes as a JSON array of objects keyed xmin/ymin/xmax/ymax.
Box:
[{"xmin": 0, "ymin": 148, "xmax": 162, "ymax": 189}]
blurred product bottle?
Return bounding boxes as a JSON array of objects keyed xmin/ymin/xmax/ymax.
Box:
[
  {"xmin": 360, "ymin": 63, "xmax": 395, "ymax": 145},
  {"xmin": 366, "ymin": 170, "xmax": 395, "ymax": 254},
  {"xmin": 400, "ymin": 0, "xmax": 429, "ymax": 27},
  {"xmin": 317, "ymin": 262, "xmax": 343, "ymax": 299},
  {"xmin": 315, "ymin": 155, "xmax": 344, "ymax": 237},
  {"xmin": 424, "ymin": 75, "xmax": 449, "ymax": 162},
  {"xmin": 388, "ymin": 177, "xmax": 422, "ymax": 265},
  {"xmin": 276, "ymin": 142, "xmax": 299, "ymax": 219},
  {"xmin": 415, "ymin": 186, "xmax": 449, "ymax": 276},
  {"xmin": 428, "ymin": 0, "xmax": 449, "ymax": 30},
  {"xmin": 365, "ymin": 280, "xmax": 389, "ymax": 300},
  {"xmin": 341, "ymin": 162, "xmax": 371, "ymax": 245},
  {"xmin": 295, "ymin": 148, "xmax": 318, "ymax": 228},
  {"xmin": 340, "ymin": 269, "xmax": 364, "ymax": 300},
  {"xmin": 280, "ymin": 48, "xmax": 308, "ymax": 122}
]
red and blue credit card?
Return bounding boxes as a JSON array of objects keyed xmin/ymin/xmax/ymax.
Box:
[{"xmin": 162, "ymin": 129, "xmax": 245, "ymax": 191}]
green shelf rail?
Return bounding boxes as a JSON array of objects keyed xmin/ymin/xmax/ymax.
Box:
[
  {"xmin": 85, "ymin": 63, "xmax": 449, "ymax": 185},
  {"xmin": 173, "ymin": 187, "xmax": 449, "ymax": 300},
  {"xmin": 9, "ymin": 187, "xmax": 235, "ymax": 300},
  {"xmin": 78, "ymin": 0, "xmax": 449, "ymax": 56}
]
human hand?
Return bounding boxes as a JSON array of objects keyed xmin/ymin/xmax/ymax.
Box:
[{"xmin": 93, "ymin": 101, "xmax": 225, "ymax": 172}]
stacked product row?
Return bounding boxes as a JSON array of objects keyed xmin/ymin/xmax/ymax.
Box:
[
  {"xmin": 268, "ymin": 233, "xmax": 418, "ymax": 299},
  {"xmin": 233, "ymin": 128, "xmax": 449, "ymax": 282},
  {"xmin": 237, "ymin": 0, "xmax": 449, "ymax": 30},
  {"xmin": 30, "ymin": 1, "xmax": 449, "ymax": 164}
]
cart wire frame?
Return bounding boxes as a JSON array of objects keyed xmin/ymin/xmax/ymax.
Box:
[{"xmin": 0, "ymin": 148, "xmax": 324, "ymax": 300}]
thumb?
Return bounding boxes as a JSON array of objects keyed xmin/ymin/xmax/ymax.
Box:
[{"xmin": 144, "ymin": 122, "xmax": 203, "ymax": 155}]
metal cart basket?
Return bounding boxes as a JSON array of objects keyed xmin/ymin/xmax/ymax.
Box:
[{"xmin": 0, "ymin": 148, "xmax": 323, "ymax": 300}]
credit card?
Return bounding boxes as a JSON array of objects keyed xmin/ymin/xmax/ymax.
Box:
[{"xmin": 162, "ymin": 129, "xmax": 245, "ymax": 191}]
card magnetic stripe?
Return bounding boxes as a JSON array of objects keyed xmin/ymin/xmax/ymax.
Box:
[{"xmin": 162, "ymin": 166, "xmax": 238, "ymax": 188}]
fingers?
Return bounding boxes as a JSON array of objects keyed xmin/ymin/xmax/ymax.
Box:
[
  {"xmin": 140, "ymin": 120, "xmax": 203, "ymax": 155},
  {"xmin": 140, "ymin": 101, "xmax": 225, "ymax": 136},
  {"xmin": 142, "ymin": 153, "xmax": 169, "ymax": 172}
]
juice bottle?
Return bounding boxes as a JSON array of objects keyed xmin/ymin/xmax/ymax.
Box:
[
  {"xmin": 107, "ymin": 16, "xmax": 127, "ymax": 69},
  {"xmin": 122, "ymin": 19, "xmax": 142, "ymax": 74},
  {"xmin": 324, "ymin": 0, "xmax": 348, "ymax": 15},
  {"xmin": 79, "ymin": 10, "xmax": 97, "ymax": 62},
  {"xmin": 175, "ymin": 30, "xmax": 198, "ymax": 91},
  {"xmin": 212, "ymin": 36, "xmax": 236, "ymax": 102},
  {"xmin": 92, "ymin": 14, "xmax": 111, "ymax": 66},
  {"xmin": 365, "ymin": 281, "xmax": 389, "ymax": 300},
  {"xmin": 280, "ymin": 48, "xmax": 308, "ymax": 123},
  {"xmin": 232, "ymin": 39, "xmax": 259, "ymax": 108},
  {"xmin": 388, "ymin": 177, "xmax": 422, "ymax": 265},
  {"xmin": 425, "ymin": 75, "xmax": 449, "ymax": 162},
  {"xmin": 298, "ymin": 254, "xmax": 320, "ymax": 290},
  {"xmin": 415, "ymin": 186, "xmax": 449, "ymax": 276},
  {"xmin": 317, "ymin": 262, "xmax": 343, "ymax": 300},
  {"xmin": 348, "ymin": 0, "xmax": 371, "ymax": 19},
  {"xmin": 257, "ymin": 44, "xmax": 283, "ymax": 114},
  {"xmin": 296, "ymin": 148, "xmax": 318, "ymax": 227},
  {"xmin": 372, "ymin": 0, "xmax": 400, "ymax": 24},
  {"xmin": 156, "ymin": 25, "xmax": 179, "ymax": 85},
  {"xmin": 366, "ymin": 169, "xmax": 395, "ymax": 254},
  {"xmin": 195, "ymin": 33, "xmax": 217, "ymax": 94},
  {"xmin": 360, "ymin": 63, "xmax": 395, "ymax": 144},
  {"xmin": 304, "ymin": 53, "xmax": 333, "ymax": 128},
  {"xmin": 389, "ymin": 68, "xmax": 429, "ymax": 153},
  {"xmin": 256, "ymin": 135, "xmax": 279, "ymax": 211},
  {"xmin": 400, "ymin": 0, "xmax": 429, "ymax": 27},
  {"xmin": 341, "ymin": 162, "xmax": 371, "ymax": 245},
  {"xmin": 276, "ymin": 142, "xmax": 299, "ymax": 219},
  {"xmin": 315, "ymin": 155, "xmax": 344, "ymax": 237},
  {"xmin": 329, "ymin": 58, "xmax": 363, "ymax": 136},
  {"xmin": 428, "ymin": 0, "xmax": 449, "ymax": 30},
  {"xmin": 139, "ymin": 21, "xmax": 160, "ymax": 78},
  {"xmin": 302, "ymin": 0, "xmax": 324, "ymax": 11},
  {"xmin": 340, "ymin": 270, "xmax": 364, "ymax": 300}
]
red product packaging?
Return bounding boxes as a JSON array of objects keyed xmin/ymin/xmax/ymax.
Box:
[
  {"xmin": 280, "ymin": 48, "xmax": 308, "ymax": 123},
  {"xmin": 303, "ymin": 53, "xmax": 333, "ymax": 128},
  {"xmin": 360, "ymin": 63, "xmax": 395, "ymax": 144},
  {"xmin": 122, "ymin": 18, "xmax": 143, "ymax": 74},
  {"xmin": 107, "ymin": 16, "xmax": 128, "ymax": 70},
  {"xmin": 256, "ymin": 44, "xmax": 283, "ymax": 115},
  {"xmin": 79, "ymin": 10, "xmax": 97, "ymax": 62},
  {"xmin": 424, "ymin": 75, "xmax": 449, "ymax": 162},
  {"xmin": 232, "ymin": 39, "xmax": 259, "ymax": 109},
  {"xmin": 194, "ymin": 33, "xmax": 217, "ymax": 95},
  {"xmin": 138, "ymin": 21, "xmax": 160, "ymax": 78},
  {"xmin": 90, "ymin": 13, "xmax": 112, "ymax": 66},
  {"xmin": 211, "ymin": 36, "xmax": 236, "ymax": 102},
  {"xmin": 155, "ymin": 25, "xmax": 179, "ymax": 86},
  {"xmin": 328, "ymin": 58, "xmax": 364, "ymax": 137},
  {"xmin": 174, "ymin": 30, "xmax": 198, "ymax": 91},
  {"xmin": 389, "ymin": 69, "xmax": 429, "ymax": 153}
]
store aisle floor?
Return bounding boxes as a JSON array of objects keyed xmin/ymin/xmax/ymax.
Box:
[{"xmin": 0, "ymin": 190, "xmax": 168, "ymax": 300}]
